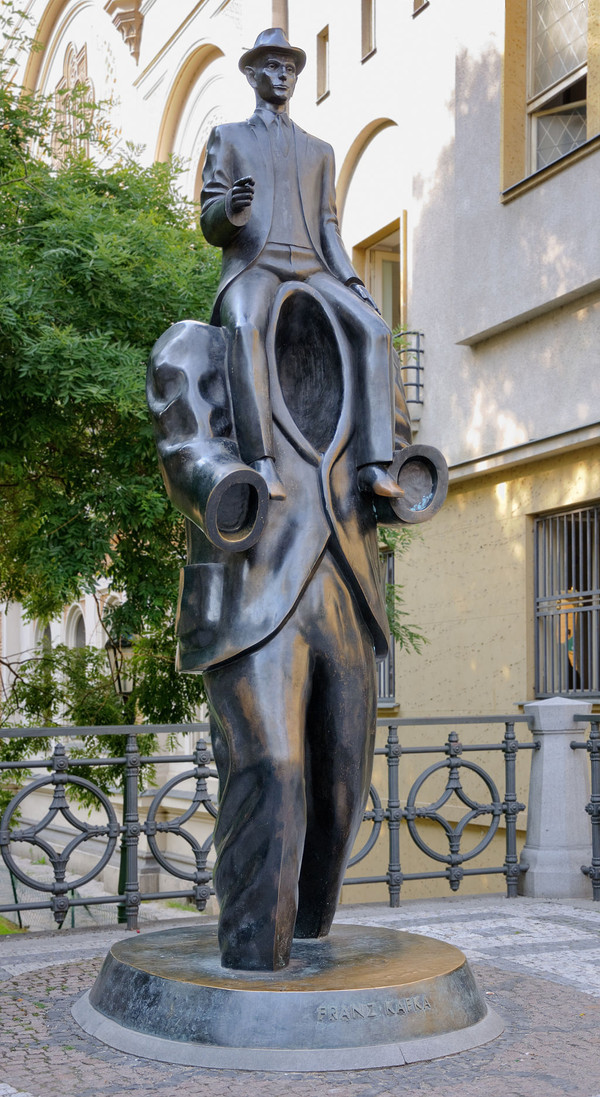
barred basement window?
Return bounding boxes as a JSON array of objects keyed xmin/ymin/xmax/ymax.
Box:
[
  {"xmin": 534, "ymin": 503, "xmax": 600, "ymax": 697},
  {"xmin": 378, "ymin": 551, "xmax": 396, "ymax": 704}
]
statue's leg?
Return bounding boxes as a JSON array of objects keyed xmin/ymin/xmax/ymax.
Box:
[
  {"xmin": 293, "ymin": 553, "xmax": 378, "ymax": 940},
  {"xmin": 220, "ymin": 268, "xmax": 282, "ymax": 465},
  {"xmin": 305, "ymin": 271, "xmax": 395, "ymax": 467},
  {"xmin": 203, "ymin": 623, "xmax": 312, "ymax": 971}
]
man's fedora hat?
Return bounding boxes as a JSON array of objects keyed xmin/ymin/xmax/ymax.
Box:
[{"xmin": 239, "ymin": 28, "xmax": 306, "ymax": 74}]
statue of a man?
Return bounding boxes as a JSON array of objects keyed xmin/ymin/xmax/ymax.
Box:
[
  {"xmin": 200, "ymin": 27, "xmax": 403, "ymax": 503},
  {"xmin": 148, "ymin": 27, "xmax": 419, "ymax": 972}
]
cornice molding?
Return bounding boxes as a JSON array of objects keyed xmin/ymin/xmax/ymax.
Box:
[
  {"xmin": 449, "ymin": 423, "xmax": 600, "ymax": 483},
  {"xmin": 104, "ymin": 0, "xmax": 143, "ymax": 63}
]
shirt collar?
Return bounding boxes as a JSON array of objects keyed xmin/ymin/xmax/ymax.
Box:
[{"xmin": 255, "ymin": 108, "xmax": 291, "ymax": 128}]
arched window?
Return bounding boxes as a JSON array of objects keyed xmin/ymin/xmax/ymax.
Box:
[
  {"xmin": 66, "ymin": 607, "xmax": 86, "ymax": 649},
  {"xmin": 51, "ymin": 42, "xmax": 95, "ymax": 166},
  {"xmin": 35, "ymin": 622, "xmax": 53, "ymax": 651}
]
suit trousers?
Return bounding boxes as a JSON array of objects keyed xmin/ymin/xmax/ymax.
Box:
[
  {"xmin": 203, "ymin": 549, "xmax": 377, "ymax": 970},
  {"xmin": 219, "ymin": 243, "xmax": 395, "ymax": 470}
]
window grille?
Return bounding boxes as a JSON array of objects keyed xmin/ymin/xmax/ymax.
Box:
[
  {"xmin": 527, "ymin": 0, "xmax": 588, "ymax": 171},
  {"xmin": 396, "ymin": 331, "xmax": 424, "ymax": 421},
  {"xmin": 534, "ymin": 503, "xmax": 600, "ymax": 696},
  {"xmin": 378, "ymin": 551, "xmax": 396, "ymax": 703}
]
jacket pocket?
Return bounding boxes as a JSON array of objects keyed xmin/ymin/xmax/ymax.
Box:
[{"xmin": 176, "ymin": 563, "xmax": 224, "ymax": 654}]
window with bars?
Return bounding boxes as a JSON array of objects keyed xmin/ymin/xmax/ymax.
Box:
[
  {"xmin": 534, "ymin": 503, "xmax": 600, "ymax": 697},
  {"xmin": 378, "ymin": 551, "xmax": 396, "ymax": 704},
  {"xmin": 527, "ymin": 0, "xmax": 588, "ymax": 172}
]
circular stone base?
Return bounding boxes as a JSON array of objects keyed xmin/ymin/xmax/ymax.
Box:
[{"xmin": 72, "ymin": 923, "xmax": 503, "ymax": 1071}]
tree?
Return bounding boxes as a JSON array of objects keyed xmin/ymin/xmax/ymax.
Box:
[
  {"xmin": 0, "ymin": 9, "xmax": 218, "ymax": 868},
  {"xmin": 0, "ymin": 6, "xmax": 219, "ymax": 727}
]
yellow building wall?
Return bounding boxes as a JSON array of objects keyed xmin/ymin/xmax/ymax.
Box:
[
  {"xmin": 397, "ymin": 447, "xmax": 600, "ymax": 719},
  {"xmin": 341, "ymin": 445, "xmax": 600, "ymax": 904}
]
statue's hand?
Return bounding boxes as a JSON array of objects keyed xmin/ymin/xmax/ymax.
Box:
[
  {"xmin": 350, "ymin": 282, "xmax": 381, "ymax": 315},
  {"xmin": 229, "ymin": 176, "xmax": 255, "ymax": 214}
]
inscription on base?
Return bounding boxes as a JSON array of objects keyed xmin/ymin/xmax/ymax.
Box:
[{"xmin": 316, "ymin": 995, "xmax": 432, "ymax": 1023}]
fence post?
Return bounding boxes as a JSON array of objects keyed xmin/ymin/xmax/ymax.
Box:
[
  {"xmin": 502, "ymin": 722, "xmax": 524, "ymax": 898},
  {"xmin": 120, "ymin": 734, "xmax": 141, "ymax": 929},
  {"xmin": 582, "ymin": 721, "xmax": 600, "ymax": 900},
  {"xmin": 386, "ymin": 724, "xmax": 403, "ymax": 907},
  {"xmin": 519, "ymin": 697, "xmax": 592, "ymax": 898}
]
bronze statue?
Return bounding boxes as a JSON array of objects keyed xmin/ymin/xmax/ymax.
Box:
[
  {"xmin": 147, "ymin": 28, "xmax": 446, "ymax": 971},
  {"xmin": 200, "ymin": 27, "xmax": 403, "ymax": 503}
]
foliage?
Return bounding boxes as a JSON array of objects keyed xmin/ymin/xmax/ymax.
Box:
[
  {"xmin": 0, "ymin": 914, "xmax": 25, "ymax": 934},
  {"xmin": 0, "ymin": 5, "xmax": 217, "ymax": 721},
  {"xmin": 0, "ymin": 147, "xmax": 220, "ymax": 631},
  {"xmin": 379, "ymin": 526, "xmax": 428, "ymax": 654},
  {"xmin": 0, "ymin": 643, "xmax": 176, "ymax": 815},
  {"xmin": 0, "ymin": 5, "xmax": 213, "ymax": 811}
]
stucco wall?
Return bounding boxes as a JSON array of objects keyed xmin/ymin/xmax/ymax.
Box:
[
  {"xmin": 396, "ymin": 448, "xmax": 600, "ymax": 722},
  {"xmin": 408, "ymin": 0, "xmax": 600, "ymax": 467}
]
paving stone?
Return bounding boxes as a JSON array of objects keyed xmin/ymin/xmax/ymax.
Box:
[{"xmin": 0, "ymin": 896, "xmax": 599, "ymax": 1096}]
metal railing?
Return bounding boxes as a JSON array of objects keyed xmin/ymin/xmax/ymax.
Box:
[
  {"xmin": 346, "ymin": 717, "xmax": 535, "ymax": 903},
  {"xmin": 0, "ymin": 725, "xmax": 215, "ymax": 929},
  {"xmin": 1, "ymin": 713, "xmax": 596, "ymax": 929},
  {"xmin": 396, "ymin": 330, "xmax": 424, "ymax": 412}
]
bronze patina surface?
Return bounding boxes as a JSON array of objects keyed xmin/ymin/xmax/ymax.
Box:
[
  {"xmin": 101, "ymin": 923, "xmax": 464, "ymax": 991},
  {"xmin": 146, "ymin": 27, "xmax": 447, "ymax": 974},
  {"xmin": 73, "ymin": 924, "xmax": 503, "ymax": 1070}
]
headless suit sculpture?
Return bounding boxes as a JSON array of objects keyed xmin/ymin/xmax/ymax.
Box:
[{"xmin": 147, "ymin": 28, "xmax": 447, "ymax": 971}]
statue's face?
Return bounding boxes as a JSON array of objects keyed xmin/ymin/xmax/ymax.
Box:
[{"xmin": 247, "ymin": 53, "xmax": 297, "ymax": 105}]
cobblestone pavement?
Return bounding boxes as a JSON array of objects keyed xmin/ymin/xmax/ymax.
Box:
[{"xmin": 1, "ymin": 893, "xmax": 599, "ymax": 1097}]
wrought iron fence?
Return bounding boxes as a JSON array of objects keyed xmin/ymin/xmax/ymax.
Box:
[
  {"xmin": 0, "ymin": 725, "xmax": 215, "ymax": 930},
  {"xmin": 573, "ymin": 714, "xmax": 600, "ymax": 900},
  {"xmin": 1, "ymin": 713, "xmax": 595, "ymax": 929},
  {"xmin": 346, "ymin": 717, "xmax": 535, "ymax": 903}
]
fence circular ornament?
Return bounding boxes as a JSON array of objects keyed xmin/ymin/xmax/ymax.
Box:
[
  {"xmin": 144, "ymin": 768, "xmax": 217, "ymax": 884},
  {"xmin": 405, "ymin": 758, "xmax": 503, "ymax": 869},
  {"xmin": 0, "ymin": 773, "xmax": 120, "ymax": 897},
  {"xmin": 347, "ymin": 785, "xmax": 383, "ymax": 869}
]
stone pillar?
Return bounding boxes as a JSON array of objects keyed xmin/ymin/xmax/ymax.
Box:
[{"xmin": 519, "ymin": 697, "xmax": 592, "ymax": 898}]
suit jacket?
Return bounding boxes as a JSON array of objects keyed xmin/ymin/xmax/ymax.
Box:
[
  {"xmin": 147, "ymin": 284, "xmax": 411, "ymax": 675},
  {"xmin": 200, "ymin": 114, "xmax": 358, "ymax": 322}
]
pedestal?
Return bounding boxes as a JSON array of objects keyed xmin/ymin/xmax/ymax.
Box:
[{"xmin": 72, "ymin": 923, "xmax": 503, "ymax": 1070}]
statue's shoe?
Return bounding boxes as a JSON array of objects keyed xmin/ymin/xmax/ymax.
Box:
[
  {"xmin": 357, "ymin": 464, "xmax": 404, "ymax": 498},
  {"xmin": 252, "ymin": 457, "xmax": 287, "ymax": 500}
]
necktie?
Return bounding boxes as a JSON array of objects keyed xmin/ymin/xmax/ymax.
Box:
[{"xmin": 272, "ymin": 114, "xmax": 290, "ymax": 158}]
